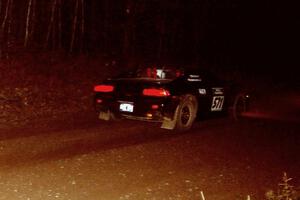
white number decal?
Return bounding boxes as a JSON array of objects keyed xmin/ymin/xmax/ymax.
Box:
[{"xmin": 211, "ymin": 96, "xmax": 224, "ymax": 111}]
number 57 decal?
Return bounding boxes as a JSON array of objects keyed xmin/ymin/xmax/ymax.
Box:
[{"xmin": 211, "ymin": 96, "xmax": 224, "ymax": 111}]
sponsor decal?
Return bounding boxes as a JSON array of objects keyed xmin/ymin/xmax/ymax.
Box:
[
  {"xmin": 187, "ymin": 74, "xmax": 202, "ymax": 81},
  {"xmin": 189, "ymin": 74, "xmax": 200, "ymax": 78},
  {"xmin": 187, "ymin": 78, "xmax": 202, "ymax": 82},
  {"xmin": 212, "ymin": 87, "xmax": 224, "ymax": 95},
  {"xmin": 198, "ymin": 88, "xmax": 206, "ymax": 95}
]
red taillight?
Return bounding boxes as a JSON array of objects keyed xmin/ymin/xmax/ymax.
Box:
[
  {"xmin": 94, "ymin": 85, "xmax": 114, "ymax": 92},
  {"xmin": 143, "ymin": 88, "xmax": 170, "ymax": 97}
]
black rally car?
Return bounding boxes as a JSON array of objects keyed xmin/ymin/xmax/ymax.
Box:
[{"xmin": 93, "ymin": 66, "xmax": 249, "ymax": 131}]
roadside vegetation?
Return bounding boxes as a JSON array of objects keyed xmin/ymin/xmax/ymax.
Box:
[
  {"xmin": 198, "ymin": 173, "xmax": 299, "ymax": 200},
  {"xmin": 265, "ymin": 173, "xmax": 299, "ymax": 200},
  {"xmin": 0, "ymin": 53, "xmax": 118, "ymax": 128}
]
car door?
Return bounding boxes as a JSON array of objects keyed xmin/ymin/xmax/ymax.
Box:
[
  {"xmin": 198, "ymin": 72, "xmax": 226, "ymax": 114},
  {"xmin": 210, "ymin": 87, "xmax": 225, "ymax": 112}
]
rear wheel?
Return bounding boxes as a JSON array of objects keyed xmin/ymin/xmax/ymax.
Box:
[
  {"xmin": 232, "ymin": 94, "xmax": 248, "ymax": 121},
  {"xmin": 174, "ymin": 95, "xmax": 198, "ymax": 131}
]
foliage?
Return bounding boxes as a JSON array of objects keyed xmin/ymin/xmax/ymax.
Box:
[
  {"xmin": 0, "ymin": 54, "xmax": 117, "ymax": 128},
  {"xmin": 265, "ymin": 172, "xmax": 300, "ymax": 200}
]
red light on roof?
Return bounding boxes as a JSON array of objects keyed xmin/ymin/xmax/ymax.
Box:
[
  {"xmin": 147, "ymin": 67, "xmax": 152, "ymax": 77},
  {"xmin": 143, "ymin": 88, "xmax": 170, "ymax": 97},
  {"xmin": 94, "ymin": 85, "xmax": 114, "ymax": 92},
  {"xmin": 152, "ymin": 67, "xmax": 157, "ymax": 78}
]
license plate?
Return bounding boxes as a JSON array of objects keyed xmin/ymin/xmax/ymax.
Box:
[{"xmin": 119, "ymin": 102, "xmax": 134, "ymax": 112}]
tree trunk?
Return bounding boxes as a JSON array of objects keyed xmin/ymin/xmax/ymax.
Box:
[
  {"xmin": 29, "ymin": 0, "xmax": 36, "ymax": 46},
  {"xmin": 24, "ymin": 0, "xmax": 33, "ymax": 47},
  {"xmin": 123, "ymin": 0, "xmax": 134, "ymax": 62},
  {"xmin": 70, "ymin": 0, "xmax": 79, "ymax": 54},
  {"xmin": 79, "ymin": 0, "xmax": 84, "ymax": 52},
  {"xmin": 45, "ymin": 0, "xmax": 57, "ymax": 49},
  {"xmin": 57, "ymin": 0, "xmax": 62, "ymax": 49},
  {"xmin": 0, "ymin": 0, "xmax": 11, "ymax": 58},
  {"xmin": 6, "ymin": 0, "xmax": 13, "ymax": 59},
  {"xmin": 52, "ymin": 6, "xmax": 56, "ymax": 49},
  {"xmin": 0, "ymin": 0, "xmax": 5, "ymax": 57},
  {"xmin": 103, "ymin": 0, "xmax": 110, "ymax": 52},
  {"xmin": 1, "ymin": 0, "xmax": 10, "ymax": 30}
]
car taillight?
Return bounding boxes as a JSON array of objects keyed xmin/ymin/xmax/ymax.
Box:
[
  {"xmin": 94, "ymin": 85, "xmax": 114, "ymax": 92},
  {"xmin": 143, "ymin": 88, "xmax": 170, "ymax": 97}
]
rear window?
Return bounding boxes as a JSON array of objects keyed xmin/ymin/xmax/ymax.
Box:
[{"xmin": 119, "ymin": 67, "xmax": 183, "ymax": 80}]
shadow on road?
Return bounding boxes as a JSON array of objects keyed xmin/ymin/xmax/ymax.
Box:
[{"xmin": 0, "ymin": 118, "xmax": 195, "ymax": 170}]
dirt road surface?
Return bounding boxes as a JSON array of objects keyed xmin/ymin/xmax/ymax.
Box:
[{"xmin": 0, "ymin": 93, "xmax": 299, "ymax": 200}]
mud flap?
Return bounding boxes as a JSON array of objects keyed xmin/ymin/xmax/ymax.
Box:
[
  {"xmin": 161, "ymin": 118, "xmax": 176, "ymax": 130},
  {"xmin": 98, "ymin": 110, "xmax": 111, "ymax": 121},
  {"xmin": 160, "ymin": 106, "xmax": 179, "ymax": 130}
]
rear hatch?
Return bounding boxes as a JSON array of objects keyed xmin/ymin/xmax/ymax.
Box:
[
  {"xmin": 111, "ymin": 78, "xmax": 172, "ymax": 101},
  {"xmin": 107, "ymin": 78, "xmax": 172, "ymax": 117}
]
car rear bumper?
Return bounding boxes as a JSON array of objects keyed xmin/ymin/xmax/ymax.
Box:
[{"xmin": 94, "ymin": 95, "xmax": 179, "ymax": 122}]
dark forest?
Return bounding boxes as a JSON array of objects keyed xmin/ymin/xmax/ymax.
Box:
[{"xmin": 0, "ymin": 0, "xmax": 298, "ymax": 73}]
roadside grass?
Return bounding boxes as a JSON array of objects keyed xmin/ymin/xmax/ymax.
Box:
[
  {"xmin": 199, "ymin": 173, "xmax": 300, "ymax": 200},
  {"xmin": 265, "ymin": 172, "xmax": 300, "ymax": 200}
]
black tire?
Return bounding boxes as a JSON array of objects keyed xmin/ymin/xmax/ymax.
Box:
[
  {"xmin": 174, "ymin": 95, "xmax": 198, "ymax": 131},
  {"xmin": 232, "ymin": 94, "xmax": 248, "ymax": 121}
]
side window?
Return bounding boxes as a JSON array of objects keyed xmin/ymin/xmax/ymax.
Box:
[{"xmin": 200, "ymin": 71, "xmax": 221, "ymax": 86}]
